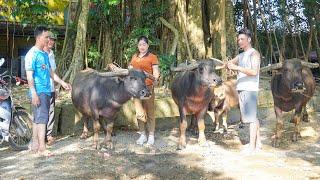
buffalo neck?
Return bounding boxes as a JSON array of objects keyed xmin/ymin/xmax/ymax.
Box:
[
  {"xmin": 112, "ymin": 81, "xmax": 132, "ymax": 105},
  {"xmin": 189, "ymin": 73, "xmax": 210, "ymax": 96}
]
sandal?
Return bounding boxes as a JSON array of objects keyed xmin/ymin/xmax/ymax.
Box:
[
  {"xmin": 38, "ymin": 150, "xmax": 55, "ymax": 157},
  {"xmin": 47, "ymin": 136, "xmax": 56, "ymax": 146}
]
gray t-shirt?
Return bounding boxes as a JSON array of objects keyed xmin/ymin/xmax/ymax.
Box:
[{"xmin": 236, "ymin": 48, "xmax": 260, "ymax": 91}]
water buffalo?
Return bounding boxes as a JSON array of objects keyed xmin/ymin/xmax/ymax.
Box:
[
  {"xmin": 171, "ymin": 59, "xmax": 223, "ymax": 149},
  {"xmin": 210, "ymin": 79, "xmax": 240, "ymax": 133},
  {"xmin": 72, "ymin": 68, "xmax": 151, "ymax": 149},
  {"xmin": 261, "ymin": 58, "xmax": 318, "ymax": 147},
  {"xmin": 188, "ymin": 79, "xmax": 241, "ymax": 134}
]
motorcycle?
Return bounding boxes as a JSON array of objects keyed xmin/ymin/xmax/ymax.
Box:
[{"xmin": 0, "ymin": 58, "xmax": 32, "ymax": 150}]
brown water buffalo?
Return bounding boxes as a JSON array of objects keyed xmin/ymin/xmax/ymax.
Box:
[
  {"xmin": 171, "ymin": 59, "xmax": 223, "ymax": 149},
  {"xmin": 261, "ymin": 58, "xmax": 318, "ymax": 147},
  {"xmin": 72, "ymin": 68, "xmax": 151, "ymax": 149},
  {"xmin": 188, "ymin": 79, "xmax": 241, "ymax": 134},
  {"xmin": 210, "ymin": 79, "xmax": 240, "ymax": 133}
]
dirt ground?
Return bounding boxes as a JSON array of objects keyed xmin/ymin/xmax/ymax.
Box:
[{"xmin": 1, "ymin": 105, "xmax": 320, "ymax": 179}]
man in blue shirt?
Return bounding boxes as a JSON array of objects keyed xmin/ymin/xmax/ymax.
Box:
[{"xmin": 25, "ymin": 26, "xmax": 71, "ymax": 156}]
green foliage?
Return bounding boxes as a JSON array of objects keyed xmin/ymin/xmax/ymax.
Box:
[
  {"xmin": 140, "ymin": 0, "xmax": 166, "ymax": 28},
  {"xmin": 87, "ymin": 45, "xmax": 101, "ymax": 68},
  {"xmin": 12, "ymin": 0, "xmax": 52, "ymax": 25},
  {"xmin": 158, "ymin": 54, "xmax": 175, "ymax": 78}
]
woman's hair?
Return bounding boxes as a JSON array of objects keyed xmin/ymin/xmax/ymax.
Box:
[
  {"xmin": 238, "ymin": 28, "xmax": 252, "ymax": 39},
  {"xmin": 137, "ymin": 36, "xmax": 149, "ymax": 44}
]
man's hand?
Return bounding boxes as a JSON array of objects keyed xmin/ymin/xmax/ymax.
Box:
[
  {"xmin": 61, "ymin": 82, "xmax": 72, "ymax": 91},
  {"xmin": 32, "ymin": 93, "xmax": 40, "ymax": 106},
  {"xmin": 227, "ymin": 62, "xmax": 240, "ymax": 71}
]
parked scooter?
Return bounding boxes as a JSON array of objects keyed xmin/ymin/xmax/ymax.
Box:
[{"xmin": 0, "ymin": 58, "xmax": 32, "ymax": 150}]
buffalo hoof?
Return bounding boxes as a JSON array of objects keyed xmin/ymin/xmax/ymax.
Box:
[
  {"xmin": 102, "ymin": 141, "xmax": 114, "ymax": 150},
  {"xmin": 272, "ymin": 139, "xmax": 280, "ymax": 148},
  {"xmin": 198, "ymin": 137, "xmax": 206, "ymax": 146},
  {"xmin": 292, "ymin": 133, "xmax": 301, "ymax": 142},
  {"xmin": 92, "ymin": 143, "xmax": 101, "ymax": 150},
  {"xmin": 177, "ymin": 140, "xmax": 187, "ymax": 150},
  {"xmin": 302, "ymin": 114, "xmax": 309, "ymax": 122},
  {"xmin": 80, "ymin": 132, "xmax": 89, "ymax": 139},
  {"xmin": 271, "ymin": 135, "xmax": 280, "ymax": 148},
  {"xmin": 187, "ymin": 126, "xmax": 199, "ymax": 136},
  {"xmin": 177, "ymin": 143, "xmax": 186, "ymax": 150}
]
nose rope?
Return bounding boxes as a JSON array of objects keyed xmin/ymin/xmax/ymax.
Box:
[{"xmin": 300, "ymin": 92, "xmax": 313, "ymax": 99}]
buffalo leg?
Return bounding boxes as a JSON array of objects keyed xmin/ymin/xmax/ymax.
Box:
[
  {"xmin": 92, "ymin": 120, "xmax": 101, "ymax": 149},
  {"xmin": 80, "ymin": 116, "xmax": 89, "ymax": 139},
  {"xmin": 188, "ymin": 115, "xmax": 198, "ymax": 136},
  {"xmin": 292, "ymin": 111, "xmax": 302, "ymax": 142},
  {"xmin": 99, "ymin": 118, "xmax": 114, "ymax": 149},
  {"xmin": 302, "ymin": 106, "xmax": 309, "ymax": 122},
  {"xmin": 196, "ymin": 110, "xmax": 207, "ymax": 145},
  {"xmin": 214, "ymin": 110, "xmax": 226, "ymax": 133},
  {"xmin": 273, "ymin": 106, "xmax": 284, "ymax": 147},
  {"xmin": 178, "ymin": 107, "xmax": 187, "ymax": 150},
  {"xmin": 221, "ymin": 112, "xmax": 228, "ymax": 133}
]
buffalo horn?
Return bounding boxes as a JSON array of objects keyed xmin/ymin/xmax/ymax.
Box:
[
  {"xmin": 97, "ymin": 69, "xmax": 129, "ymax": 76},
  {"xmin": 170, "ymin": 60, "xmax": 199, "ymax": 72},
  {"xmin": 300, "ymin": 61, "xmax": 319, "ymax": 69},
  {"xmin": 260, "ymin": 63, "xmax": 282, "ymax": 72},
  {"xmin": 209, "ymin": 57, "xmax": 225, "ymax": 70}
]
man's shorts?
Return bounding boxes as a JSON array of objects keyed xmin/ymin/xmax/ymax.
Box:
[
  {"xmin": 32, "ymin": 93, "xmax": 50, "ymax": 124},
  {"xmin": 238, "ymin": 90, "xmax": 258, "ymax": 123}
]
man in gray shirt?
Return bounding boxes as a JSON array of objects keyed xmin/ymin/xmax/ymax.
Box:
[
  {"xmin": 227, "ymin": 28, "xmax": 261, "ymax": 155},
  {"xmin": 43, "ymin": 31, "xmax": 57, "ymax": 145}
]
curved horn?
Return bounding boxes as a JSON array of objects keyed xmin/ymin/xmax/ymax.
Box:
[
  {"xmin": 170, "ymin": 60, "xmax": 199, "ymax": 72},
  {"xmin": 209, "ymin": 57, "xmax": 224, "ymax": 65},
  {"xmin": 301, "ymin": 61, "xmax": 319, "ymax": 69},
  {"xmin": 209, "ymin": 57, "xmax": 227, "ymax": 70},
  {"xmin": 260, "ymin": 63, "xmax": 283, "ymax": 72},
  {"xmin": 97, "ymin": 69, "xmax": 129, "ymax": 77}
]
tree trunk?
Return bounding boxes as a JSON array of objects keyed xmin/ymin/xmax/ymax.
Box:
[
  {"xmin": 185, "ymin": 0, "xmax": 206, "ymax": 58},
  {"xmin": 176, "ymin": 0, "xmax": 193, "ymax": 60},
  {"xmin": 101, "ymin": 25, "xmax": 113, "ymax": 69},
  {"xmin": 132, "ymin": 0, "xmax": 142, "ymax": 27},
  {"xmin": 252, "ymin": 0, "xmax": 260, "ymax": 51},
  {"xmin": 202, "ymin": 0, "xmax": 212, "ymax": 58},
  {"xmin": 58, "ymin": 1, "xmax": 80, "ymax": 75},
  {"xmin": 220, "ymin": 0, "xmax": 227, "ymax": 80},
  {"xmin": 258, "ymin": 0, "xmax": 275, "ymax": 63},
  {"xmin": 159, "ymin": 17, "xmax": 179, "ymax": 56},
  {"xmin": 207, "ymin": 0, "xmax": 221, "ymax": 58},
  {"xmin": 242, "ymin": 0, "xmax": 249, "ymax": 28},
  {"xmin": 225, "ymin": 0, "xmax": 237, "ymax": 57},
  {"xmin": 69, "ymin": 0, "xmax": 90, "ymax": 83},
  {"xmin": 306, "ymin": 21, "xmax": 313, "ymax": 62}
]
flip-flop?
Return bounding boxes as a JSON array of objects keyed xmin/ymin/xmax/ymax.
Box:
[
  {"xmin": 47, "ymin": 137, "xmax": 56, "ymax": 146},
  {"xmin": 38, "ymin": 150, "xmax": 55, "ymax": 157}
]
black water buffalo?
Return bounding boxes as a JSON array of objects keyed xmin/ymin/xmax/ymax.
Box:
[
  {"xmin": 72, "ymin": 68, "xmax": 151, "ymax": 149},
  {"xmin": 171, "ymin": 59, "xmax": 223, "ymax": 149},
  {"xmin": 261, "ymin": 58, "xmax": 318, "ymax": 147}
]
